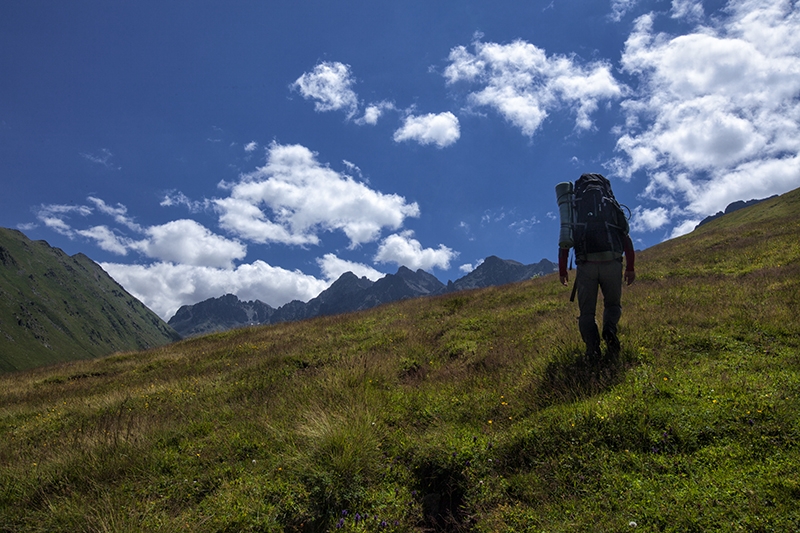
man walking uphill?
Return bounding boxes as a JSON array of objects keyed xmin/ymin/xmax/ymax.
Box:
[{"xmin": 556, "ymin": 173, "xmax": 635, "ymax": 362}]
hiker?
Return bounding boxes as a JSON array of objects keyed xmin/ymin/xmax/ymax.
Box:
[{"xmin": 556, "ymin": 174, "xmax": 635, "ymax": 361}]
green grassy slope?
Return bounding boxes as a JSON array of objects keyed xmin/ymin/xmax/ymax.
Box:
[
  {"xmin": 0, "ymin": 228, "xmax": 181, "ymax": 372},
  {"xmin": 1, "ymin": 188, "xmax": 799, "ymax": 532}
]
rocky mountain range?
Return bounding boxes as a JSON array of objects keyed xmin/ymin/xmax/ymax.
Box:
[
  {"xmin": 168, "ymin": 256, "xmax": 557, "ymax": 337},
  {"xmin": 0, "ymin": 228, "xmax": 180, "ymax": 372}
]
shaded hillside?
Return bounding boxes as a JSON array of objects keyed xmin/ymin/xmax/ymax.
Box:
[
  {"xmin": 169, "ymin": 257, "xmax": 556, "ymax": 337},
  {"xmin": 0, "ymin": 188, "xmax": 799, "ymax": 531},
  {"xmin": 0, "ymin": 228, "xmax": 180, "ymax": 372}
]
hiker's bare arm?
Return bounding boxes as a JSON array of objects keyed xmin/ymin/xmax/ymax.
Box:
[
  {"xmin": 624, "ymin": 270, "xmax": 636, "ymax": 286},
  {"xmin": 558, "ymin": 247, "xmax": 570, "ymax": 287}
]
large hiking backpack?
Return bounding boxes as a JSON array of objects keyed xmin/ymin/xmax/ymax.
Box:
[{"xmin": 571, "ymin": 173, "xmax": 629, "ymax": 260}]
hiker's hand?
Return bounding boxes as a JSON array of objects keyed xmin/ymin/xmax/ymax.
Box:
[
  {"xmin": 624, "ymin": 270, "xmax": 636, "ymax": 286},
  {"xmin": 560, "ymin": 273, "xmax": 569, "ymax": 286}
]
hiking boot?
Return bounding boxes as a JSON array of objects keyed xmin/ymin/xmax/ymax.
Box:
[
  {"xmin": 603, "ymin": 330, "xmax": 621, "ymax": 359},
  {"xmin": 584, "ymin": 343, "xmax": 602, "ymax": 366}
]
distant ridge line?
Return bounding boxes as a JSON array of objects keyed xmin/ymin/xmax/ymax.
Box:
[
  {"xmin": 168, "ymin": 256, "xmax": 557, "ymax": 337},
  {"xmin": 695, "ymin": 196, "xmax": 778, "ymax": 228}
]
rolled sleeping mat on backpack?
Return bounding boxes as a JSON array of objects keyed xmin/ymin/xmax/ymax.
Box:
[{"xmin": 555, "ymin": 181, "xmax": 574, "ymax": 248}]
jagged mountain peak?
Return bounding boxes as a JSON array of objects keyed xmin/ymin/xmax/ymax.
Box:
[
  {"xmin": 482, "ymin": 255, "xmax": 523, "ymax": 266},
  {"xmin": 449, "ymin": 256, "xmax": 556, "ymax": 292}
]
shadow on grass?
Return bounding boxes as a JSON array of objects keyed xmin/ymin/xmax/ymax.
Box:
[
  {"xmin": 533, "ymin": 345, "xmax": 633, "ymax": 408},
  {"xmin": 413, "ymin": 459, "xmax": 469, "ymax": 533}
]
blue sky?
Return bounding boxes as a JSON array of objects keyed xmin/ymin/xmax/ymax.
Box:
[{"xmin": 2, "ymin": 0, "xmax": 799, "ymax": 320}]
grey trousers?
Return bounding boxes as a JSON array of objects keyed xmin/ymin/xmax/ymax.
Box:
[{"xmin": 576, "ymin": 259, "xmax": 623, "ymax": 354}]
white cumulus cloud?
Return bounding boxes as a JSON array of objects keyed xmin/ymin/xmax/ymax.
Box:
[
  {"xmin": 444, "ymin": 38, "xmax": 626, "ymax": 136},
  {"xmin": 131, "ymin": 219, "xmax": 247, "ymax": 269},
  {"xmin": 101, "ymin": 260, "xmax": 329, "ymax": 321},
  {"xmin": 630, "ymin": 206, "xmax": 670, "ymax": 233},
  {"xmin": 459, "ymin": 261, "xmax": 479, "ymax": 274},
  {"xmin": 39, "ymin": 198, "xmax": 247, "ymax": 270},
  {"xmin": 293, "ymin": 61, "xmax": 359, "ymax": 118},
  {"xmin": 374, "ymin": 231, "xmax": 457, "ymax": 271},
  {"xmin": 317, "ymin": 253, "xmax": 385, "ymax": 282},
  {"xmin": 215, "ymin": 142, "xmax": 421, "ymax": 247},
  {"xmin": 393, "ymin": 112, "xmax": 461, "ymax": 148},
  {"xmin": 293, "ymin": 62, "xmax": 456, "ymax": 146},
  {"xmin": 613, "ymin": 1, "xmax": 800, "ymax": 230},
  {"xmin": 32, "ymin": 143, "xmax": 453, "ymax": 322},
  {"xmin": 77, "ymin": 226, "xmax": 130, "ymax": 255},
  {"xmin": 360, "ymin": 101, "xmax": 397, "ymax": 125},
  {"xmin": 669, "ymin": 218, "xmax": 703, "ymax": 239}
]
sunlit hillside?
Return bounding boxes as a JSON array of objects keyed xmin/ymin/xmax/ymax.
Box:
[{"xmin": 1, "ymin": 188, "xmax": 799, "ymax": 532}]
